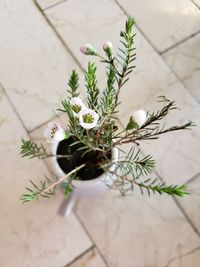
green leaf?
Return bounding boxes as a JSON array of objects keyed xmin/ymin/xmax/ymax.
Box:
[{"xmin": 126, "ymin": 116, "xmax": 138, "ymax": 130}]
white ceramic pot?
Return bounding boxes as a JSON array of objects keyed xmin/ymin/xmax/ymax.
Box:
[{"xmin": 51, "ymin": 140, "xmax": 119, "ymax": 216}]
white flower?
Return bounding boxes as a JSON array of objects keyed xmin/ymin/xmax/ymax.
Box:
[
  {"xmin": 133, "ymin": 109, "xmax": 146, "ymax": 127},
  {"xmin": 70, "ymin": 97, "xmax": 85, "ymax": 117},
  {"xmin": 80, "ymin": 43, "xmax": 97, "ymax": 55},
  {"xmin": 79, "ymin": 108, "xmax": 99, "ymax": 129},
  {"xmin": 44, "ymin": 122, "xmax": 66, "ymax": 143},
  {"xmin": 103, "ymin": 41, "xmax": 113, "ymax": 51}
]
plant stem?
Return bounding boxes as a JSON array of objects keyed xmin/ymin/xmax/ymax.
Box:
[{"xmin": 41, "ymin": 164, "xmax": 85, "ymax": 195}]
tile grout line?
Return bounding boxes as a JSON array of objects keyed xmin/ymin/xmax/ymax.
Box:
[
  {"xmin": 136, "ymin": 145, "xmax": 200, "ymax": 238},
  {"xmin": 160, "ymin": 30, "xmax": 200, "ymax": 55},
  {"xmin": 185, "ymin": 172, "xmax": 200, "ymax": 185},
  {"xmin": 43, "ymin": 0, "xmax": 69, "ymax": 12},
  {"xmin": 114, "ymin": 0, "xmax": 200, "ymax": 55},
  {"xmin": 191, "ymin": 0, "xmax": 200, "ymax": 9},
  {"xmin": 63, "ymin": 244, "xmax": 95, "ymax": 267},
  {"xmin": 0, "ymin": 83, "xmax": 29, "ymax": 135},
  {"xmin": 114, "ymin": 0, "xmax": 200, "ymax": 112},
  {"xmin": 154, "ymin": 166, "xmax": 200, "ymax": 237},
  {"xmin": 33, "ymin": 0, "xmax": 83, "ymax": 72},
  {"xmin": 73, "ymin": 209, "xmax": 111, "ymax": 267}
]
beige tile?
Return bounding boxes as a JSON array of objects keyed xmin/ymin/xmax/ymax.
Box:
[
  {"xmin": 36, "ymin": 0, "xmax": 64, "ymax": 10},
  {"xmin": 176, "ymin": 174, "xmax": 200, "ymax": 234},
  {"xmin": 76, "ymin": 189, "xmax": 200, "ymax": 267},
  {"xmin": 68, "ymin": 248, "xmax": 107, "ymax": 267},
  {"xmin": 117, "ymin": 0, "xmax": 200, "ymax": 52},
  {"xmin": 163, "ymin": 33, "xmax": 200, "ymax": 103},
  {"xmin": 162, "ymin": 247, "xmax": 200, "ymax": 267},
  {"xmin": 0, "ymin": 0, "xmax": 82, "ymax": 131},
  {"xmin": 0, "ymin": 89, "xmax": 91, "ymax": 267}
]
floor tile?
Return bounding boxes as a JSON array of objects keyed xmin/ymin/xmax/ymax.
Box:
[
  {"xmin": 0, "ymin": 0, "xmax": 82, "ymax": 131},
  {"xmin": 163, "ymin": 33, "xmax": 200, "ymax": 103},
  {"xmin": 0, "ymin": 88, "xmax": 92, "ymax": 267},
  {"xmin": 67, "ymin": 248, "xmax": 107, "ymax": 267},
  {"xmin": 117, "ymin": 0, "xmax": 200, "ymax": 52},
  {"xmin": 76, "ymin": 188, "xmax": 200, "ymax": 267},
  {"xmin": 176, "ymin": 174, "xmax": 200, "ymax": 234}
]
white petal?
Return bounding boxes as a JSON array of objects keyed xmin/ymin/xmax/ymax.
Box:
[
  {"xmin": 103, "ymin": 41, "xmax": 113, "ymax": 50},
  {"xmin": 133, "ymin": 109, "xmax": 146, "ymax": 127},
  {"xmin": 79, "ymin": 108, "xmax": 99, "ymax": 129}
]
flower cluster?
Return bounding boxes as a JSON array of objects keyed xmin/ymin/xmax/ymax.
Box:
[{"xmin": 69, "ymin": 97, "xmax": 99, "ymax": 129}]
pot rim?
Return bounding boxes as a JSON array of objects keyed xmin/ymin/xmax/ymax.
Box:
[{"xmin": 51, "ymin": 139, "xmax": 119, "ymax": 187}]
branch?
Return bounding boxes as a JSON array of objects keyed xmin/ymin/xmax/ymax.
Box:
[{"xmin": 20, "ymin": 164, "xmax": 85, "ymax": 203}]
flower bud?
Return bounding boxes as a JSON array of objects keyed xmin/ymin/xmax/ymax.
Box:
[
  {"xmin": 133, "ymin": 109, "xmax": 146, "ymax": 127},
  {"xmin": 103, "ymin": 41, "xmax": 113, "ymax": 57},
  {"xmin": 103, "ymin": 41, "xmax": 113, "ymax": 50},
  {"xmin": 80, "ymin": 43, "xmax": 97, "ymax": 55}
]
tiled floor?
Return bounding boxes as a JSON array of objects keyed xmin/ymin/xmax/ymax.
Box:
[{"xmin": 0, "ymin": 0, "xmax": 200, "ymax": 266}]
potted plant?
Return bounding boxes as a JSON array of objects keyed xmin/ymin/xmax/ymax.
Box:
[{"xmin": 20, "ymin": 17, "xmax": 194, "ymax": 205}]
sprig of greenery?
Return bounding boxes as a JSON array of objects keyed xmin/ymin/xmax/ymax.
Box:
[
  {"xmin": 67, "ymin": 70, "xmax": 79, "ymax": 98},
  {"xmin": 101, "ymin": 66, "xmax": 116, "ymax": 117},
  {"xmin": 21, "ymin": 139, "xmax": 50, "ymax": 159},
  {"xmin": 84, "ymin": 62, "xmax": 99, "ymax": 111},
  {"xmin": 134, "ymin": 179, "xmax": 189, "ymax": 197},
  {"xmin": 107, "ymin": 147, "xmax": 155, "ymax": 178},
  {"xmin": 115, "ymin": 97, "xmax": 195, "ymax": 145},
  {"xmin": 20, "ymin": 164, "xmax": 85, "ymax": 203}
]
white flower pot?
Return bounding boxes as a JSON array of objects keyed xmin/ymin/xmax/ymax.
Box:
[{"xmin": 51, "ymin": 140, "xmax": 119, "ymax": 216}]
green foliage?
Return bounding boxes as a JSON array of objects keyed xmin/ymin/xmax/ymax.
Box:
[
  {"xmin": 116, "ymin": 16, "xmax": 136, "ymax": 87},
  {"xmin": 20, "ymin": 164, "xmax": 85, "ymax": 203},
  {"xmin": 101, "ymin": 66, "xmax": 116, "ymax": 117},
  {"xmin": 126, "ymin": 116, "xmax": 138, "ymax": 130},
  {"xmin": 59, "ymin": 100, "xmax": 77, "ymax": 130},
  {"xmin": 20, "ymin": 176, "xmax": 57, "ymax": 203},
  {"xmin": 84, "ymin": 62, "xmax": 99, "ymax": 111},
  {"xmin": 112, "ymin": 147, "xmax": 156, "ymax": 177},
  {"xmin": 135, "ymin": 179, "xmax": 189, "ymax": 197},
  {"xmin": 67, "ymin": 70, "xmax": 79, "ymax": 98},
  {"xmin": 21, "ymin": 139, "xmax": 50, "ymax": 159},
  {"xmin": 115, "ymin": 97, "xmax": 195, "ymax": 145}
]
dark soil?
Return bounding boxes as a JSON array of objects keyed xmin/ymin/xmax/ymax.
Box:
[{"xmin": 56, "ymin": 137, "xmax": 111, "ymax": 181}]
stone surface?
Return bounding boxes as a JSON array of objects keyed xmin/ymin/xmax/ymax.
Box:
[
  {"xmin": 68, "ymin": 248, "xmax": 107, "ymax": 267},
  {"xmin": 36, "ymin": 0, "xmax": 65, "ymax": 10},
  {"xmin": 0, "ymin": 0, "xmax": 82, "ymax": 131},
  {"xmin": 1, "ymin": 0, "xmax": 200, "ymax": 266},
  {"xmin": 162, "ymin": 247, "xmax": 200, "ymax": 267},
  {"xmin": 0, "ymin": 88, "xmax": 91, "ymax": 267},
  {"xmin": 117, "ymin": 0, "xmax": 200, "ymax": 52},
  {"xmin": 163, "ymin": 33, "xmax": 200, "ymax": 103},
  {"xmin": 176, "ymin": 174, "xmax": 200, "ymax": 234},
  {"xmin": 76, "ymin": 188, "xmax": 200, "ymax": 267}
]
